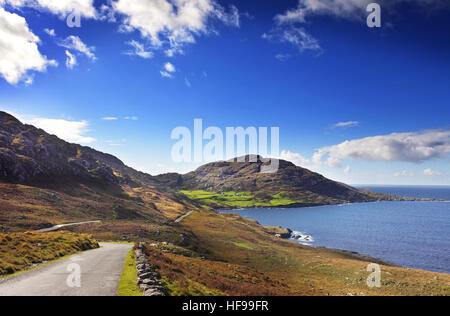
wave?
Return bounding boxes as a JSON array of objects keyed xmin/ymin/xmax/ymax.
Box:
[{"xmin": 290, "ymin": 231, "xmax": 314, "ymax": 243}]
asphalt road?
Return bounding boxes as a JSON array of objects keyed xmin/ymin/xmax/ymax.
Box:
[
  {"xmin": 34, "ymin": 220, "xmax": 101, "ymax": 233},
  {"xmin": 0, "ymin": 243, "xmax": 133, "ymax": 296},
  {"xmin": 175, "ymin": 211, "xmax": 194, "ymax": 223}
]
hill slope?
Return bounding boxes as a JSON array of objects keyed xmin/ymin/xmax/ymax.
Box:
[
  {"xmin": 0, "ymin": 111, "xmax": 399, "ymax": 213},
  {"xmin": 0, "ymin": 111, "xmax": 155, "ymax": 189},
  {"xmin": 1, "ymin": 112, "xmax": 448, "ymax": 296},
  {"xmin": 0, "ymin": 111, "xmax": 198, "ymax": 232},
  {"xmin": 176, "ymin": 155, "xmax": 397, "ymax": 208}
]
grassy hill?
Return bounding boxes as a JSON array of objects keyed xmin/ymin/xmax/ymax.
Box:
[
  {"xmin": 1, "ymin": 111, "xmax": 448, "ymax": 296},
  {"xmin": 175, "ymin": 156, "xmax": 407, "ymax": 209}
]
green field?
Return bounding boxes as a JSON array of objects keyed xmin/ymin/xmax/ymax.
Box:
[{"xmin": 179, "ymin": 190, "xmax": 300, "ymax": 208}]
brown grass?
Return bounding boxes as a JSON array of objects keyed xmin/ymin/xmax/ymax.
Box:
[
  {"xmin": 175, "ymin": 210, "xmax": 450, "ymax": 296},
  {"xmin": 143, "ymin": 246, "xmax": 291, "ymax": 296},
  {"xmin": 0, "ymin": 232, "xmax": 99, "ymax": 276}
]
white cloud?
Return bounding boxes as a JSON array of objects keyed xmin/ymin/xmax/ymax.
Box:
[
  {"xmin": 102, "ymin": 117, "xmax": 118, "ymax": 121},
  {"xmin": 313, "ymin": 129, "xmax": 450, "ymax": 167},
  {"xmin": 275, "ymin": 0, "xmax": 449, "ymax": 25},
  {"xmin": 160, "ymin": 62, "xmax": 176, "ymax": 78},
  {"xmin": 124, "ymin": 40, "xmax": 153, "ymax": 59},
  {"xmin": 269, "ymin": 1, "xmax": 450, "ymax": 56},
  {"xmin": 394, "ymin": 170, "xmax": 414, "ymax": 177},
  {"xmin": 9, "ymin": 112, "xmax": 96, "ymax": 144},
  {"xmin": 106, "ymin": 139, "xmax": 126, "ymax": 147},
  {"xmin": 44, "ymin": 28, "xmax": 55, "ymax": 36},
  {"xmin": 333, "ymin": 121, "xmax": 360, "ymax": 128},
  {"xmin": 59, "ymin": 35, "xmax": 97, "ymax": 61},
  {"xmin": 112, "ymin": 0, "xmax": 240, "ymax": 56},
  {"xmin": 185, "ymin": 76, "xmax": 192, "ymax": 87},
  {"xmin": 164, "ymin": 62, "xmax": 175, "ymax": 73},
  {"xmin": 275, "ymin": 54, "xmax": 291, "ymax": 62},
  {"xmin": 29, "ymin": 118, "xmax": 95, "ymax": 144},
  {"xmin": 280, "ymin": 150, "xmax": 310, "ymax": 167},
  {"xmin": 0, "ymin": 7, "xmax": 57, "ymax": 84},
  {"xmin": 124, "ymin": 116, "xmax": 138, "ymax": 121},
  {"xmin": 275, "ymin": 0, "xmax": 371, "ymax": 24},
  {"xmin": 1, "ymin": 0, "xmax": 97, "ymax": 18},
  {"xmin": 263, "ymin": 26, "xmax": 323, "ymax": 55},
  {"xmin": 344, "ymin": 165, "xmax": 351, "ymax": 174},
  {"xmin": 424, "ymin": 168, "xmax": 441, "ymax": 176},
  {"xmin": 160, "ymin": 71, "xmax": 173, "ymax": 78},
  {"xmin": 65, "ymin": 50, "xmax": 77, "ymax": 69}
]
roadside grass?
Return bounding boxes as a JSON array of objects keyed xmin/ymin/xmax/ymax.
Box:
[
  {"xmin": 0, "ymin": 246, "xmax": 100, "ymax": 281},
  {"xmin": 118, "ymin": 248, "xmax": 142, "ymax": 297},
  {"xmin": 144, "ymin": 246, "xmax": 285, "ymax": 296},
  {"xmin": 0, "ymin": 232, "xmax": 99, "ymax": 277}
]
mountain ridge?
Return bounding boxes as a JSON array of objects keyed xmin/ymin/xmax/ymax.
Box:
[{"xmin": 0, "ymin": 111, "xmax": 404, "ymax": 210}]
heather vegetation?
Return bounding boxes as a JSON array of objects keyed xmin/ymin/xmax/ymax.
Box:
[
  {"xmin": 0, "ymin": 112, "xmax": 448, "ymax": 296},
  {"xmin": 0, "ymin": 232, "xmax": 99, "ymax": 276}
]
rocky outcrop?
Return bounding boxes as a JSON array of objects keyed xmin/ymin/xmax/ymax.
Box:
[
  {"xmin": 135, "ymin": 242, "xmax": 167, "ymax": 297},
  {"xmin": 0, "ymin": 111, "xmax": 152, "ymax": 188},
  {"xmin": 177, "ymin": 155, "xmax": 392, "ymax": 205}
]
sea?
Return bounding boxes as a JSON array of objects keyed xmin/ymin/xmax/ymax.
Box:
[{"xmin": 221, "ymin": 186, "xmax": 450, "ymax": 274}]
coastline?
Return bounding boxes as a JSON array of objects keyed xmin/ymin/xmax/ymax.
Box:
[{"xmin": 219, "ymin": 200, "xmax": 450, "ymax": 276}]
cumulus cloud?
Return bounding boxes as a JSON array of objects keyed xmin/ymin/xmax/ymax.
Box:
[
  {"xmin": 0, "ymin": 7, "xmax": 57, "ymax": 84},
  {"xmin": 124, "ymin": 40, "xmax": 153, "ymax": 59},
  {"xmin": 424, "ymin": 168, "xmax": 441, "ymax": 176},
  {"xmin": 112, "ymin": 0, "xmax": 240, "ymax": 56},
  {"xmin": 58, "ymin": 35, "xmax": 97, "ymax": 61},
  {"xmin": 333, "ymin": 121, "xmax": 360, "ymax": 129},
  {"xmin": 65, "ymin": 50, "xmax": 77, "ymax": 69},
  {"xmin": 1, "ymin": 0, "xmax": 97, "ymax": 18},
  {"xmin": 102, "ymin": 117, "xmax": 118, "ymax": 121},
  {"xmin": 313, "ymin": 129, "xmax": 450, "ymax": 167},
  {"xmin": 44, "ymin": 28, "xmax": 55, "ymax": 36},
  {"xmin": 160, "ymin": 62, "xmax": 176, "ymax": 78},
  {"xmin": 8, "ymin": 112, "xmax": 96, "ymax": 144},
  {"xmin": 280, "ymin": 150, "xmax": 310, "ymax": 167},
  {"xmin": 29, "ymin": 118, "xmax": 96, "ymax": 144}
]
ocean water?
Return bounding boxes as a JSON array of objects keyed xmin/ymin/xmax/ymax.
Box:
[{"xmin": 223, "ymin": 186, "xmax": 450, "ymax": 274}]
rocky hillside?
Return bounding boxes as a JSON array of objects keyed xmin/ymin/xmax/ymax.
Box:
[
  {"xmin": 0, "ymin": 111, "xmax": 155, "ymax": 189},
  {"xmin": 0, "ymin": 111, "xmax": 199, "ymax": 231},
  {"xmin": 177, "ymin": 155, "xmax": 395, "ymax": 206},
  {"xmin": 0, "ymin": 111, "xmax": 395, "ymax": 211}
]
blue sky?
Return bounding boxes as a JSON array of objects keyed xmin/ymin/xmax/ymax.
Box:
[{"xmin": 1, "ymin": 0, "xmax": 450, "ymax": 185}]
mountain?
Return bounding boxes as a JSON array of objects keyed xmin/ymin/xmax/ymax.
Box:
[
  {"xmin": 0, "ymin": 111, "xmax": 154, "ymax": 189},
  {"xmin": 0, "ymin": 111, "xmax": 402, "ymax": 223},
  {"xmin": 0, "ymin": 111, "xmax": 198, "ymax": 231},
  {"xmin": 172, "ymin": 155, "xmax": 394, "ymax": 208}
]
